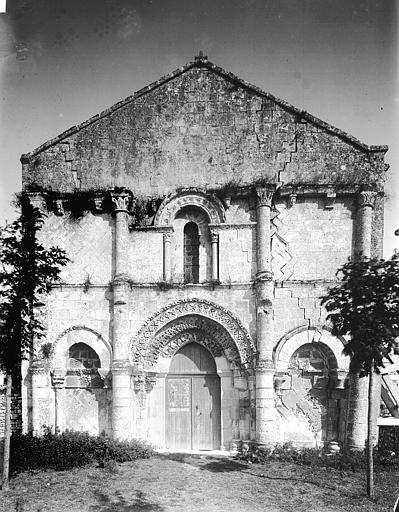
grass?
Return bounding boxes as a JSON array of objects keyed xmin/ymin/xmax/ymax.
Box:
[{"xmin": 1, "ymin": 452, "xmax": 398, "ymax": 512}]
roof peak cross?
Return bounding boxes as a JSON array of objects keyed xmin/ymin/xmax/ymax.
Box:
[{"xmin": 195, "ymin": 50, "xmax": 208, "ymax": 61}]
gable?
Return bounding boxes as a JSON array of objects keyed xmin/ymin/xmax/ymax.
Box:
[{"xmin": 22, "ymin": 59, "xmax": 388, "ymax": 196}]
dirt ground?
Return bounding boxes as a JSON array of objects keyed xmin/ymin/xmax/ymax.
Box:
[{"xmin": 1, "ymin": 453, "xmax": 398, "ymax": 512}]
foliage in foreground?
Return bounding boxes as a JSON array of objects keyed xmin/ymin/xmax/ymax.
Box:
[
  {"xmin": 321, "ymin": 256, "xmax": 399, "ymax": 375},
  {"xmin": 235, "ymin": 442, "xmax": 399, "ymax": 471},
  {"xmin": 9, "ymin": 429, "xmax": 154, "ymax": 475}
]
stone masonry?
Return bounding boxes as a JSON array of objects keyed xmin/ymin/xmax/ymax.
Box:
[{"xmin": 4, "ymin": 55, "xmax": 388, "ymax": 451}]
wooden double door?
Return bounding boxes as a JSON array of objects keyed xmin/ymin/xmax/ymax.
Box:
[{"xmin": 165, "ymin": 342, "xmax": 221, "ymax": 450}]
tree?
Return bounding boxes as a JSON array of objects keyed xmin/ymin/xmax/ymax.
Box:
[
  {"xmin": 0, "ymin": 195, "xmax": 68, "ymax": 489},
  {"xmin": 321, "ymin": 255, "xmax": 399, "ymax": 499}
]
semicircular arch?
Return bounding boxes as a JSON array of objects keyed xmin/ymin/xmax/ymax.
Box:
[
  {"xmin": 52, "ymin": 326, "xmax": 112, "ymax": 370},
  {"xmin": 273, "ymin": 326, "xmax": 349, "ymax": 372},
  {"xmin": 154, "ymin": 190, "xmax": 225, "ymax": 226},
  {"xmin": 130, "ymin": 298, "xmax": 255, "ymax": 370}
]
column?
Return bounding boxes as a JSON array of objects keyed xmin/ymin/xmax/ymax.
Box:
[
  {"xmin": 29, "ymin": 362, "xmax": 49, "ymax": 435},
  {"xmin": 110, "ymin": 189, "xmax": 133, "ymax": 439},
  {"xmin": 51, "ymin": 369, "xmax": 65, "ymax": 433},
  {"xmin": 163, "ymin": 230, "xmax": 172, "ymax": 282},
  {"xmin": 254, "ymin": 186, "xmax": 276, "ymax": 446},
  {"xmin": 210, "ymin": 229, "xmax": 219, "ymax": 282},
  {"xmin": 345, "ymin": 190, "xmax": 377, "ymax": 450}
]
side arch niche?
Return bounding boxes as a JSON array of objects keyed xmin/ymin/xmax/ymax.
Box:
[
  {"xmin": 154, "ymin": 189, "xmax": 225, "ymax": 226},
  {"xmin": 129, "ymin": 298, "xmax": 255, "ymax": 371},
  {"xmin": 273, "ymin": 326, "xmax": 350, "ymax": 448},
  {"xmin": 50, "ymin": 326, "xmax": 112, "ymax": 436}
]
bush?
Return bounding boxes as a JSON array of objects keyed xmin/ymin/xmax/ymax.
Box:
[
  {"xmin": 235, "ymin": 441, "xmax": 399, "ymax": 471},
  {"xmin": 10, "ymin": 428, "xmax": 153, "ymax": 475}
]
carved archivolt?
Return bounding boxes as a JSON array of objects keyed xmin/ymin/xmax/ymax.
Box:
[
  {"xmin": 154, "ymin": 190, "xmax": 225, "ymax": 226},
  {"xmin": 130, "ymin": 298, "xmax": 255, "ymax": 369}
]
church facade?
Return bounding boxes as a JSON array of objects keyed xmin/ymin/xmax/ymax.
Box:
[{"xmin": 12, "ymin": 55, "xmax": 391, "ymax": 451}]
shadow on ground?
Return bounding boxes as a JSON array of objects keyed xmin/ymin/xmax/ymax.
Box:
[
  {"xmin": 158, "ymin": 452, "xmax": 249, "ymax": 472},
  {"xmin": 89, "ymin": 489, "xmax": 165, "ymax": 512}
]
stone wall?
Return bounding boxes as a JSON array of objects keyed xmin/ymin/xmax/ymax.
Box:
[{"xmin": 22, "ymin": 63, "xmax": 386, "ymax": 196}]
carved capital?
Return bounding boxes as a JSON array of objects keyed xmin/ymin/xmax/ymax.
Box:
[
  {"xmin": 163, "ymin": 232, "xmax": 172, "ymax": 243},
  {"xmin": 111, "ymin": 189, "xmax": 132, "ymax": 213},
  {"xmin": 51, "ymin": 369, "xmax": 66, "ymax": 388},
  {"xmin": 210, "ymin": 230, "xmax": 219, "ymax": 244},
  {"xmin": 255, "ymin": 186, "xmax": 275, "ymax": 208},
  {"xmin": 133, "ymin": 374, "xmax": 145, "ymax": 393},
  {"xmin": 358, "ymin": 191, "xmax": 377, "ymax": 209},
  {"xmin": 93, "ymin": 196, "xmax": 104, "ymax": 212},
  {"xmin": 54, "ymin": 199, "xmax": 65, "ymax": 216},
  {"xmin": 145, "ymin": 372, "xmax": 157, "ymax": 393},
  {"xmin": 111, "ymin": 359, "xmax": 132, "ymax": 375},
  {"xmin": 27, "ymin": 193, "xmax": 46, "ymax": 211}
]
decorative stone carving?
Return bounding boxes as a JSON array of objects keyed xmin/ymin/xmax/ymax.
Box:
[
  {"xmin": 255, "ymin": 186, "xmax": 275, "ymax": 208},
  {"xmin": 358, "ymin": 190, "xmax": 377, "ymax": 209},
  {"xmin": 54, "ymin": 199, "xmax": 65, "ymax": 216},
  {"xmin": 130, "ymin": 298, "xmax": 255, "ymax": 369},
  {"xmin": 133, "ymin": 374, "xmax": 145, "ymax": 393},
  {"xmin": 28, "ymin": 193, "xmax": 46, "ymax": 212},
  {"xmin": 93, "ymin": 196, "xmax": 104, "ymax": 212},
  {"xmin": 111, "ymin": 189, "xmax": 131, "ymax": 212},
  {"xmin": 154, "ymin": 190, "xmax": 225, "ymax": 226},
  {"xmin": 288, "ymin": 194, "xmax": 297, "ymax": 208},
  {"xmin": 145, "ymin": 373, "xmax": 157, "ymax": 393},
  {"xmin": 163, "ymin": 232, "xmax": 172, "ymax": 243},
  {"xmin": 51, "ymin": 369, "xmax": 66, "ymax": 388},
  {"xmin": 210, "ymin": 230, "xmax": 219, "ymax": 244}
]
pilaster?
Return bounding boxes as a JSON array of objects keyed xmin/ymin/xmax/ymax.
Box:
[
  {"xmin": 29, "ymin": 362, "xmax": 49, "ymax": 435},
  {"xmin": 51, "ymin": 369, "xmax": 66, "ymax": 433}
]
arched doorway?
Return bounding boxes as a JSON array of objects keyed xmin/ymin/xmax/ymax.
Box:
[{"xmin": 165, "ymin": 342, "xmax": 221, "ymax": 450}]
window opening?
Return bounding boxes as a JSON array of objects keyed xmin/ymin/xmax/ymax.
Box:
[{"xmin": 184, "ymin": 222, "xmax": 200, "ymax": 283}]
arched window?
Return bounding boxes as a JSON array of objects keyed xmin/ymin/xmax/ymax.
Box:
[
  {"xmin": 184, "ymin": 222, "xmax": 200, "ymax": 283},
  {"xmin": 68, "ymin": 342, "xmax": 101, "ymax": 371}
]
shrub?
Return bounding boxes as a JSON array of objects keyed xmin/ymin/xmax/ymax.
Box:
[
  {"xmin": 10, "ymin": 428, "xmax": 153, "ymax": 475},
  {"xmin": 235, "ymin": 441, "xmax": 399, "ymax": 471}
]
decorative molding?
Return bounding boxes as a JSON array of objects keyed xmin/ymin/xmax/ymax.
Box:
[
  {"xmin": 154, "ymin": 190, "xmax": 225, "ymax": 226},
  {"xmin": 51, "ymin": 369, "xmax": 66, "ymax": 388},
  {"xmin": 209, "ymin": 223, "xmax": 256, "ymax": 231},
  {"xmin": 130, "ymin": 298, "xmax": 256, "ymax": 369},
  {"xmin": 93, "ymin": 197, "xmax": 104, "ymax": 212},
  {"xmin": 256, "ymin": 358, "xmax": 275, "ymax": 371},
  {"xmin": 357, "ymin": 190, "xmax": 377, "ymax": 209},
  {"xmin": 255, "ymin": 186, "xmax": 275, "ymax": 208}
]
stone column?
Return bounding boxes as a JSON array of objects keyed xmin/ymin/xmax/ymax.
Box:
[
  {"xmin": 163, "ymin": 231, "xmax": 172, "ymax": 282},
  {"xmin": 210, "ymin": 230, "xmax": 219, "ymax": 282},
  {"xmin": 110, "ymin": 189, "xmax": 133, "ymax": 439},
  {"xmin": 29, "ymin": 362, "xmax": 49, "ymax": 435},
  {"xmin": 345, "ymin": 190, "xmax": 378, "ymax": 450},
  {"xmin": 51, "ymin": 369, "xmax": 65, "ymax": 433},
  {"xmin": 254, "ymin": 186, "xmax": 276, "ymax": 446},
  {"xmin": 356, "ymin": 191, "xmax": 377, "ymax": 259}
]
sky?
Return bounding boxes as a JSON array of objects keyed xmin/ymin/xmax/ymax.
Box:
[{"xmin": 0, "ymin": 0, "xmax": 397, "ymax": 256}]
